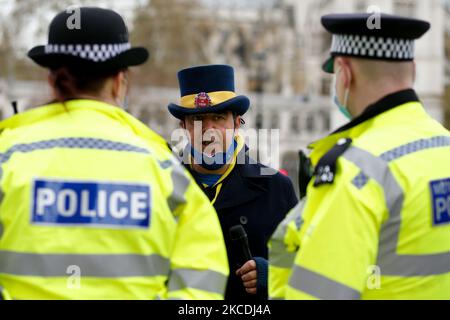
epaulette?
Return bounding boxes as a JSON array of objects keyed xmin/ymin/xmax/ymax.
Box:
[{"xmin": 313, "ymin": 138, "xmax": 352, "ymax": 187}]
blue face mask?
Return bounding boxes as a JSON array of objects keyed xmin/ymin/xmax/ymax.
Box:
[
  {"xmin": 190, "ymin": 137, "xmax": 238, "ymax": 171},
  {"xmin": 332, "ymin": 69, "xmax": 352, "ymax": 120}
]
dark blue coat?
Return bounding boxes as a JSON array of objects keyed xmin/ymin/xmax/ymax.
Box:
[{"xmin": 185, "ymin": 147, "xmax": 298, "ymax": 301}]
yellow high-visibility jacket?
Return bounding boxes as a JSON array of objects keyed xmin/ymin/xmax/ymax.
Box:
[
  {"xmin": 0, "ymin": 99, "xmax": 229, "ymax": 300},
  {"xmin": 269, "ymin": 89, "xmax": 450, "ymax": 300}
]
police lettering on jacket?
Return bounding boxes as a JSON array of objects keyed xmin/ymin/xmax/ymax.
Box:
[
  {"xmin": 31, "ymin": 179, "xmax": 151, "ymax": 228},
  {"xmin": 431, "ymin": 178, "xmax": 450, "ymax": 226}
]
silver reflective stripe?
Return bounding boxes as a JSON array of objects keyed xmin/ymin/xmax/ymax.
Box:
[
  {"xmin": 0, "ymin": 138, "xmax": 151, "ymax": 183},
  {"xmin": 168, "ymin": 268, "xmax": 227, "ymax": 295},
  {"xmin": 157, "ymin": 158, "xmax": 190, "ymax": 217},
  {"xmin": 270, "ymin": 241, "xmax": 297, "ymax": 269},
  {"xmin": 289, "ymin": 265, "xmax": 361, "ymax": 300},
  {"xmin": 0, "ymin": 138, "xmax": 150, "ymax": 166},
  {"xmin": 380, "ymin": 136, "xmax": 450, "ymax": 162},
  {"xmin": 352, "ymin": 171, "xmax": 369, "ymax": 189},
  {"xmin": 343, "ymin": 144, "xmax": 450, "ymax": 276},
  {"xmin": 158, "ymin": 159, "xmax": 173, "ymax": 169},
  {"xmin": 270, "ymin": 199, "xmax": 306, "ymax": 268},
  {"xmin": 0, "ymin": 251, "xmax": 170, "ymax": 277},
  {"xmin": 377, "ymin": 252, "xmax": 450, "ymax": 276},
  {"xmin": 167, "ymin": 163, "xmax": 190, "ymax": 213}
]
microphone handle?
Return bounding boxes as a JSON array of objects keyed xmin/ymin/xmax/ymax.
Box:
[{"xmin": 241, "ymin": 238, "xmax": 253, "ymax": 263}]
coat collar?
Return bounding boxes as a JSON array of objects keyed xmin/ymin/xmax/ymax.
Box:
[
  {"xmin": 186, "ymin": 146, "xmax": 270, "ymax": 211},
  {"xmin": 332, "ymin": 88, "xmax": 419, "ymax": 134},
  {"xmin": 307, "ymin": 89, "xmax": 420, "ymax": 165},
  {"xmin": 214, "ymin": 162, "xmax": 269, "ymax": 211},
  {"xmin": 0, "ymin": 99, "xmax": 169, "ymax": 150}
]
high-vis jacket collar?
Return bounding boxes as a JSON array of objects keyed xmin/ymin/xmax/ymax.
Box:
[
  {"xmin": 0, "ymin": 99, "xmax": 168, "ymax": 149},
  {"xmin": 308, "ymin": 89, "xmax": 421, "ymax": 166}
]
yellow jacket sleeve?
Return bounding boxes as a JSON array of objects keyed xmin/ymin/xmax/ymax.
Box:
[
  {"xmin": 165, "ymin": 163, "xmax": 229, "ymax": 300},
  {"xmin": 269, "ymin": 199, "xmax": 306, "ymax": 299},
  {"xmin": 285, "ymin": 158, "xmax": 386, "ymax": 300},
  {"xmin": 0, "ymin": 286, "xmax": 12, "ymax": 300}
]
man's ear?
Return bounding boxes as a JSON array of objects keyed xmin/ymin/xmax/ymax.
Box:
[
  {"xmin": 112, "ymin": 71, "xmax": 126, "ymax": 99},
  {"xmin": 334, "ymin": 57, "xmax": 343, "ymax": 75},
  {"xmin": 234, "ymin": 115, "xmax": 242, "ymax": 130},
  {"xmin": 47, "ymin": 72, "xmax": 55, "ymax": 87},
  {"xmin": 47, "ymin": 72, "xmax": 57, "ymax": 97},
  {"xmin": 341, "ymin": 58, "xmax": 353, "ymax": 88}
]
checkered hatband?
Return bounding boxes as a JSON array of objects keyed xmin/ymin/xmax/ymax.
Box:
[
  {"xmin": 331, "ymin": 34, "xmax": 415, "ymax": 60},
  {"xmin": 44, "ymin": 43, "xmax": 132, "ymax": 62}
]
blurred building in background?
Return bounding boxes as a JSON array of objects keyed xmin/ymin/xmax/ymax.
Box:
[
  {"xmin": 443, "ymin": 0, "xmax": 450, "ymax": 128},
  {"xmin": 0, "ymin": 0, "xmax": 447, "ymax": 195}
]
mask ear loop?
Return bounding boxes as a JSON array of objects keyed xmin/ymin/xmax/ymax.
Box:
[
  {"xmin": 338, "ymin": 66, "xmax": 351, "ymax": 116},
  {"xmin": 117, "ymin": 71, "xmax": 130, "ymax": 109},
  {"xmin": 334, "ymin": 66, "xmax": 353, "ymax": 120},
  {"xmin": 333, "ymin": 67, "xmax": 341, "ymax": 97},
  {"xmin": 343, "ymin": 64, "xmax": 351, "ymax": 116},
  {"xmin": 343, "ymin": 87, "xmax": 350, "ymax": 108}
]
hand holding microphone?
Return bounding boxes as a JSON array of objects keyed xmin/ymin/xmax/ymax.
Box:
[{"xmin": 229, "ymin": 225, "xmax": 258, "ymax": 295}]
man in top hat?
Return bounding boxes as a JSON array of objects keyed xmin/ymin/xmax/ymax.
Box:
[
  {"xmin": 0, "ymin": 7, "xmax": 228, "ymax": 300},
  {"xmin": 168, "ymin": 64, "xmax": 298, "ymax": 300},
  {"xmin": 269, "ymin": 13, "xmax": 450, "ymax": 299}
]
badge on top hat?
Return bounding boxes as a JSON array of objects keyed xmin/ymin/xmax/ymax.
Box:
[
  {"xmin": 195, "ymin": 92, "xmax": 212, "ymax": 108},
  {"xmin": 168, "ymin": 64, "xmax": 250, "ymax": 120},
  {"xmin": 321, "ymin": 13, "xmax": 430, "ymax": 73}
]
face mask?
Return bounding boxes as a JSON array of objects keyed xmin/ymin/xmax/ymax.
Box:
[
  {"xmin": 190, "ymin": 135, "xmax": 237, "ymax": 171},
  {"xmin": 332, "ymin": 68, "xmax": 352, "ymax": 120},
  {"xmin": 122, "ymin": 94, "xmax": 129, "ymax": 110}
]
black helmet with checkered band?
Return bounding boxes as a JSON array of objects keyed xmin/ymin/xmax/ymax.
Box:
[
  {"xmin": 28, "ymin": 7, "xmax": 148, "ymax": 72},
  {"xmin": 321, "ymin": 13, "xmax": 430, "ymax": 73}
]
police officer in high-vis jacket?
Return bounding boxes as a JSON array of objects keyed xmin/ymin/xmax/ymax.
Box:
[
  {"xmin": 0, "ymin": 7, "xmax": 228, "ymax": 300},
  {"xmin": 269, "ymin": 13, "xmax": 450, "ymax": 299}
]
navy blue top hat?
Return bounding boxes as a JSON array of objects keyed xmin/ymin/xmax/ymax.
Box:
[
  {"xmin": 28, "ymin": 7, "xmax": 148, "ymax": 71},
  {"xmin": 168, "ymin": 65, "xmax": 250, "ymax": 120}
]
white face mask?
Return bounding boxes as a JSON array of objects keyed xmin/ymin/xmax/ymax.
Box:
[{"xmin": 332, "ymin": 68, "xmax": 352, "ymax": 120}]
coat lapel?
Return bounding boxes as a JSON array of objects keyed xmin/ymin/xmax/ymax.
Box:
[{"xmin": 213, "ymin": 158, "xmax": 269, "ymax": 211}]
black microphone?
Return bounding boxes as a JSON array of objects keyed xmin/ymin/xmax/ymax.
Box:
[
  {"xmin": 11, "ymin": 101, "xmax": 18, "ymax": 115},
  {"xmin": 229, "ymin": 225, "xmax": 253, "ymax": 266}
]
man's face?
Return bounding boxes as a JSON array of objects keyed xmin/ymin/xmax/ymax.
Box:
[{"xmin": 182, "ymin": 111, "xmax": 240, "ymax": 155}]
